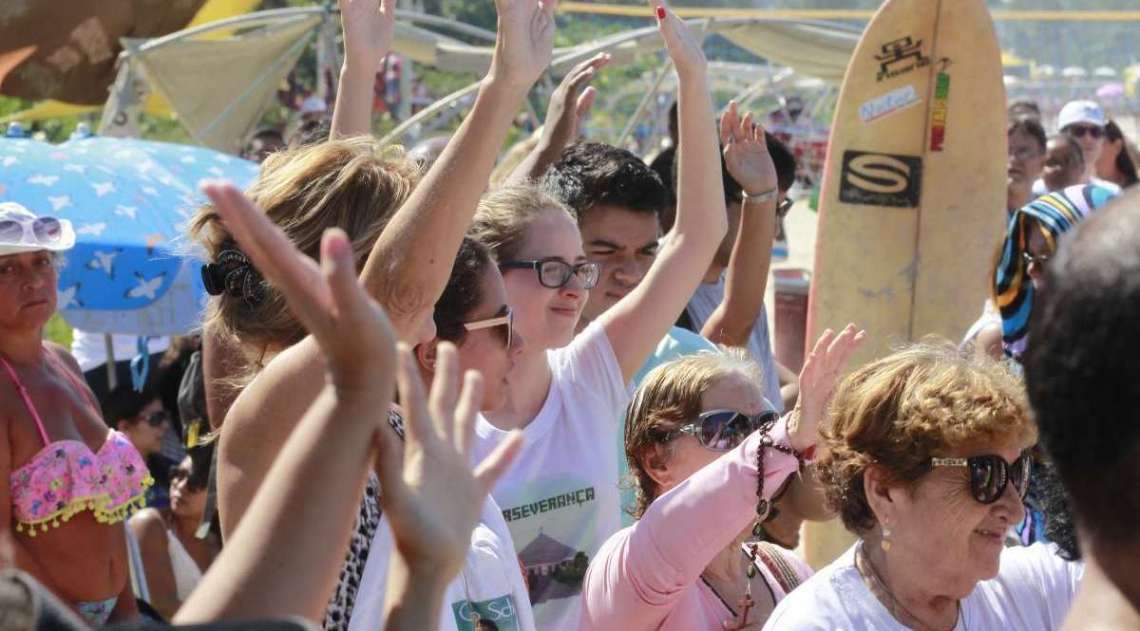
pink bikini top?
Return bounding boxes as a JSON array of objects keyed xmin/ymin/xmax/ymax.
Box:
[{"xmin": 2, "ymin": 353, "xmax": 152, "ymax": 536}]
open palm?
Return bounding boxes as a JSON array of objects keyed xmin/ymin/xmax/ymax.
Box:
[
  {"xmin": 721, "ymin": 101, "xmax": 778, "ymax": 196},
  {"xmin": 492, "ymin": 0, "xmax": 557, "ymax": 86},
  {"xmin": 380, "ymin": 345, "xmax": 523, "ymax": 579},
  {"xmin": 790, "ymin": 324, "xmax": 865, "ymax": 452},
  {"xmin": 339, "ymin": 0, "xmax": 396, "ymax": 71}
]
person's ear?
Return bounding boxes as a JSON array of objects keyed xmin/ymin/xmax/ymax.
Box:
[
  {"xmin": 863, "ymin": 464, "xmax": 903, "ymax": 527},
  {"xmin": 641, "ymin": 443, "xmax": 675, "ymax": 492},
  {"xmin": 414, "ymin": 340, "xmax": 438, "ymax": 373}
]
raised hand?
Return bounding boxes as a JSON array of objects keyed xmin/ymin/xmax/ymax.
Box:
[
  {"xmin": 200, "ymin": 182, "xmax": 396, "ymax": 395},
  {"xmin": 339, "ymin": 0, "xmax": 396, "ymax": 73},
  {"xmin": 379, "ymin": 344, "xmax": 523, "ymax": 580},
  {"xmin": 787, "ymin": 324, "xmax": 866, "ymax": 452},
  {"xmin": 721, "ymin": 101, "xmax": 778, "ymax": 196},
  {"xmin": 491, "ymin": 0, "xmax": 558, "ymax": 87},
  {"xmin": 652, "ymin": 1, "xmax": 707, "ymax": 80},
  {"xmin": 540, "ymin": 53, "xmax": 611, "ymax": 151}
]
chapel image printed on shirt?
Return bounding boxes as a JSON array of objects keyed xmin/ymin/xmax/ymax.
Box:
[{"xmin": 517, "ymin": 530, "xmax": 590, "ymax": 604}]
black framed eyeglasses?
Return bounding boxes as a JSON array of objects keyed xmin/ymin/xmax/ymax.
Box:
[
  {"xmin": 461, "ymin": 308, "xmax": 513, "ymax": 349},
  {"xmin": 930, "ymin": 452, "xmax": 1032, "ymax": 504},
  {"xmin": 662, "ymin": 409, "xmax": 780, "ymax": 451},
  {"xmin": 500, "ymin": 258, "xmax": 600, "ymax": 290}
]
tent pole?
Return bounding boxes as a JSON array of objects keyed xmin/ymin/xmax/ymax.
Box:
[{"xmin": 104, "ymin": 333, "xmax": 118, "ymax": 390}]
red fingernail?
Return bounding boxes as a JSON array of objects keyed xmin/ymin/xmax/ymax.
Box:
[{"xmin": 656, "ymin": 6, "xmax": 666, "ymax": 19}]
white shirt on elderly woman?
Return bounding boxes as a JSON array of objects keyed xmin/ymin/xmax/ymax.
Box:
[{"xmin": 763, "ymin": 543, "xmax": 1082, "ymax": 630}]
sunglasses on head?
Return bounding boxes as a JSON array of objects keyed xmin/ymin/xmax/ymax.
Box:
[
  {"xmin": 662, "ymin": 409, "xmax": 780, "ymax": 451},
  {"xmin": 0, "ymin": 215, "xmax": 63, "ymax": 246},
  {"xmin": 462, "ymin": 307, "xmax": 513, "ymax": 349},
  {"xmin": 500, "ymin": 258, "xmax": 601, "ymax": 290},
  {"xmin": 1065, "ymin": 124, "xmax": 1103, "ymax": 139},
  {"xmin": 930, "ymin": 452, "xmax": 1032, "ymax": 504}
]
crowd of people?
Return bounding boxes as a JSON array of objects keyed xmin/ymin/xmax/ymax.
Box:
[{"xmin": 2, "ymin": 0, "xmax": 1140, "ymax": 629}]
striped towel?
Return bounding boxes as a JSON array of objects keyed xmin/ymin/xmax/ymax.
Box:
[{"xmin": 995, "ymin": 184, "xmax": 1118, "ymax": 359}]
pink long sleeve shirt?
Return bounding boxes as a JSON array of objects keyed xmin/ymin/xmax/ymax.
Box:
[{"xmin": 580, "ymin": 420, "xmax": 805, "ymax": 630}]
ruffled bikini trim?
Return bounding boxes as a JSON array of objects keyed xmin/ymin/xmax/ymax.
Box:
[{"xmin": 14, "ymin": 474, "xmax": 153, "ymax": 537}]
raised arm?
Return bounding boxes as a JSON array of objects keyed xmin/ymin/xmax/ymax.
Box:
[
  {"xmin": 700, "ymin": 102, "xmax": 778, "ymax": 347},
  {"xmin": 598, "ymin": 3, "xmax": 728, "ymax": 381},
  {"xmin": 177, "ymin": 183, "xmax": 399, "ymax": 624},
  {"xmin": 329, "ymin": 0, "xmax": 395, "ymax": 139},
  {"xmin": 358, "ymin": 0, "xmax": 556, "ymax": 334},
  {"xmin": 504, "ymin": 53, "xmax": 610, "ymax": 184}
]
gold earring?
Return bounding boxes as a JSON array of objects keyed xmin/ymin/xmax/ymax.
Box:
[{"xmin": 881, "ymin": 525, "xmax": 892, "ymax": 552}]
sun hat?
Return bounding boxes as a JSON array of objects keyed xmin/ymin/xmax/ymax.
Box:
[{"xmin": 0, "ymin": 202, "xmax": 76, "ymax": 256}]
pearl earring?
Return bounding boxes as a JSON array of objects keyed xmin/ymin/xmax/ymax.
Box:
[{"xmin": 881, "ymin": 525, "xmax": 893, "ymax": 552}]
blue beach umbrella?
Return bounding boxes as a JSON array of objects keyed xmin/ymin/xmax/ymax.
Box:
[{"xmin": 0, "ymin": 135, "xmax": 259, "ymax": 337}]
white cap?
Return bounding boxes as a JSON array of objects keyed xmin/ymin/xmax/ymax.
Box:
[
  {"xmin": 1057, "ymin": 100, "xmax": 1106, "ymax": 130},
  {"xmin": 0, "ymin": 202, "xmax": 76, "ymax": 256}
]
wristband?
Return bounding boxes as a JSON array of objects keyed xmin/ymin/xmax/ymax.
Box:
[{"xmin": 741, "ymin": 188, "xmax": 778, "ymax": 205}]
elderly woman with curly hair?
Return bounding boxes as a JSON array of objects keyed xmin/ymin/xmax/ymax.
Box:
[{"xmin": 764, "ymin": 344, "xmax": 1083, "ymax": 631}]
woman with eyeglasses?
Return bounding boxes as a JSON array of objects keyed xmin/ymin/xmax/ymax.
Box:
[
  {"xmin": 464, "ymin": 8, "xmax": 730, "ymax": 629},
  {"xmin": 347, "ymin": 236, "xmax": 535, "ymax": 631},
  {"xmin": 127, "ymin": 444, "xmax": 221, "ymax": 621},
  {"xmin": 581, "ymin": 327, "xmax": 861, "ymax": 630},
  {"xmin": 764, "ymin": 344, "xmax": 1084, "ymax": 631},
  {"xmin": 0, "ymin": 202, "xmax": 143, "ymax": 625}
]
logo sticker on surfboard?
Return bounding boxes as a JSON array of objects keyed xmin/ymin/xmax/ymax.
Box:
[
  {"xmin": 839, "ymin": 150, "xmax": 923, "ymax": 208},
  {"xmin": 875, "ymin": 36, "xmax": 931, "ymax": 82},
  {"xmin": 859, "ymin": 85, "xmax": 921, "ymax": 123},
  {"xmin": 930, "ymin": 61, "xmax": 952, "ymax": 151}
]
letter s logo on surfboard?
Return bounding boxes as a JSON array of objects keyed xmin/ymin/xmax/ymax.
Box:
[{"xmin": 839, "ymin": 150, "xmax": 923, "ymax": 208}]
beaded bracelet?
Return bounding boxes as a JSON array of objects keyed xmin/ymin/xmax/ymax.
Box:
[{"xmin": 747, "ymin": 414, "xmax": 805, "ymax": 579}]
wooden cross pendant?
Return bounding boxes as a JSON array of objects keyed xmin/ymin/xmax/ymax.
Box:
[{"xmin": 722, "ymin": 593, "xmax": 755, "ymax": 630}]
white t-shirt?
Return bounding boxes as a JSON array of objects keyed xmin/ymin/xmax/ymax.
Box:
[
  {"xmin": 684, "ymin": 274, "xmax": 783, "ymax": 412},
  {"xmin": 472, "ymin": 321, "xmax": 632, "ymax": 631},
  {"xmin": 70, "ymin": 330, "xmax": 170, "ymax": 372},
  {"xmin": 348, "ymin": 495, "xmax": 535, "ymax": 631},
  {"xmin": 763, "ymin": 543, "xmax": 1083, "ymax": 630}
]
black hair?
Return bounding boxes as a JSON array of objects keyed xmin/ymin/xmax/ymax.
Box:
[
  {"xmin": 1104, "ymin": 120, "xmax": 1139, "ymax": 188},
  {"xmin": 1032, "ymin": 458, "xmax": 1081, "ymax": 561},
  {"xmin": 542, "ymin": 142, "xmax": 668, "ymax": 222},
  {"xmin": 1023, "ymin": 191, "xmax": 1140, "ymax": 545},
  {"xmin": 185, "ymin": 442, "xmax": 215, "ymax": 492},
  {"xmin": 433, "ymin": 237, "xmax": 494, "ymax": 344},
  {"xmin": 101, "ymin": 384, "xmax": 162, "ymax": 428},
  {"xmin": 1009, "ymin": 116, "xmax": 1046, "ymax": 154}
]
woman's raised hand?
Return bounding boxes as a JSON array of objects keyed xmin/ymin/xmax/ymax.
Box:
[
  {"xmin": 200, "ymin": 182, "xmax": 397, "ymax": 396},
  {"xmin": 788, "ymin": 324, "xmax": 866, "ymax": 452},
  {"xmin": 339, "ymin": 0, "xmax": 397, "ymax": 73},
  {"xmin": 652, "ymin": 1, "xmax": 707, "ymax": 81},
  {"xmin": 380, "ymin": 344, "xmax": 523, "ymax": 581},
  {"xmin": 490, "ymin": 0, "xmax": 558, "ymax": 88}
]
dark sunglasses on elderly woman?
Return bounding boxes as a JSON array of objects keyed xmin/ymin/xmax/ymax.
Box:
[
  {"xmin": 930, "ymin": 452, "xmax": 1032, "ymax": 504},
  {"xmin": 663, "ymin": 409, "xmax": 780, "ymax": 451}
]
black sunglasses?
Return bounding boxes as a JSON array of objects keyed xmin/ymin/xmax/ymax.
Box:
[
  {"xmin": 930, "ymin": 452, "xmax": 1032, "ymax": 504},
  {"xmin": 500, "ymin": 258, "xmax": 600, "ymax": 290},
  {"xmin": 141, "ymin": 410, "xmax": 169, "ymax": 428},
  {"xmin": 662, "ymin": 409, "xmax": 780, "ymax": 451},
  {"xmin": 1065, "ymin": 124, "xmax": 1103, "ymax": 139},
  {"xmin": 169, "ymin": 465, "xmax": 207, "ymax": 493}
]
